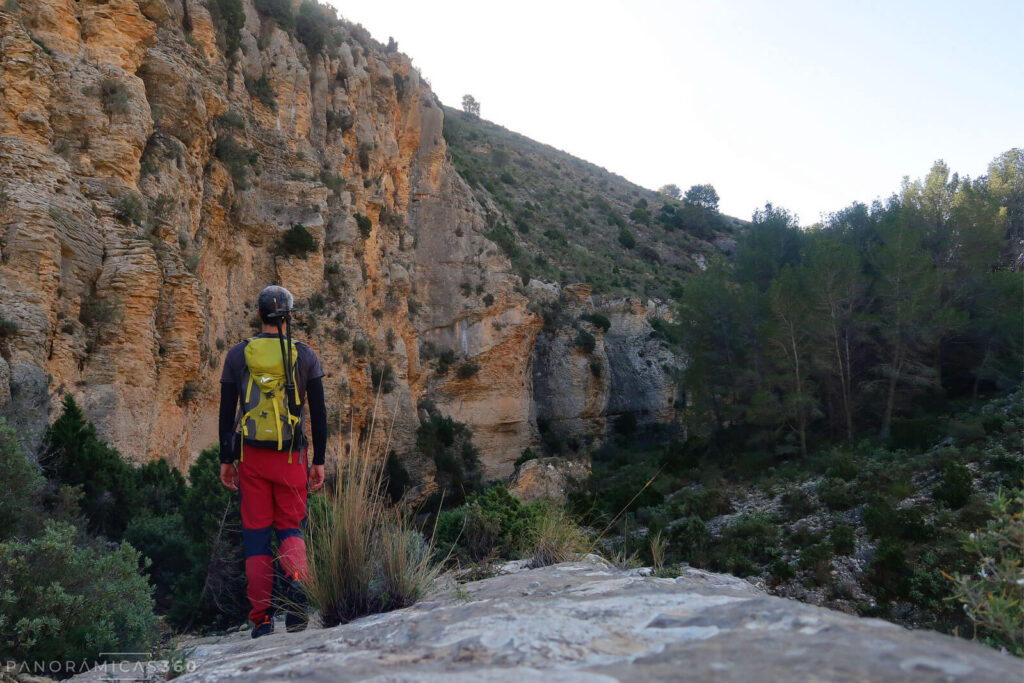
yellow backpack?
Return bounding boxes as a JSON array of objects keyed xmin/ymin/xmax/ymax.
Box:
[{"xmin": 239, "ymin": 337, "xmax": 303, "ymax": 462}]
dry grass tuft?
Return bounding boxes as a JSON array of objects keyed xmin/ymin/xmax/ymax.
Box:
[
  {"xmin": 304, "ymin": 392, "xmax": 440, "ymax": 627},
  {"xmin": 529, "ymin": 505, "xmax": 590, "ymax": 567}
]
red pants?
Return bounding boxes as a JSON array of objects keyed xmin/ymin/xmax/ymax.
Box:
[{"xmin": 239, "ymin": 444, "xmax": 309, "ymax": 624}]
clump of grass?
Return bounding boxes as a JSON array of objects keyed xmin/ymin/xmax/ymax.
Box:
[
  {"xmin": 530, "ymin": 506, "xmax": 589, "ymax": 567},
  {"xmin": 304, "ymin": 397, "xmax": 440, "ymax": 627}
]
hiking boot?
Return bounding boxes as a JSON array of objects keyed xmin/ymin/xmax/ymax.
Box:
[
  {"xmin": 284, "ymin": 577, "xmax": 309, "ymax": 633},
  {"xmin": 251, "ymin": 615, "xmax": 275, "ymax": 639}
]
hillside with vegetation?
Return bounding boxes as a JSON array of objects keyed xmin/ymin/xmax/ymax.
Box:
[{"xmin": 442, "ymin": 106, "xmax": 744, "ymax": 300}]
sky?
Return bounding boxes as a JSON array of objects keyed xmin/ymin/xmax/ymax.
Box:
[{"xmin": 328, "ymin": 0, "xmax": 1023, "ymax": 225}]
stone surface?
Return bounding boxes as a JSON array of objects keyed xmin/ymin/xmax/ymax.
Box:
[{"xmin": 107, "ymin": 560, "xmax": 1016, "ymax": 682}]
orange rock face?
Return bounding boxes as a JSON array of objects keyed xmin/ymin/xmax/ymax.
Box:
[
  {"xmin": 0, "ymin": 0, "xmax": 683, "ymax": 485},
  {"xmin": 0, "ymin": 0, "xmax": 546, "ymax": 477}
]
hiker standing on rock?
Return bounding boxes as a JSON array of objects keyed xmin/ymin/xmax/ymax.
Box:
[{"xmin": 218, "ymin": 285, "xmax": 328, "ymax": 638}]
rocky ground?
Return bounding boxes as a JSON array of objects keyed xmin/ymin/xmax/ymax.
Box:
[{"xmin": 74, "ymin": 557, "xmax": 1021, "ymax": 682}]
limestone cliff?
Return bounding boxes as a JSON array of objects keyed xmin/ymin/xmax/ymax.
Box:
[{"xmin": 0, "ymin": 0, "xmax": 683, "ymax": 484}]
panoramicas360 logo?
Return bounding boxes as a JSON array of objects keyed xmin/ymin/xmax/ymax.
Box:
[{"xmin": 3, "ymin": 652, "xmax": 198, "ymax": 678}]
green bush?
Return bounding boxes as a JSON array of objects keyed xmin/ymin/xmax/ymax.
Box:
[
  {"xmin": 254, "ymin": 0, "xmax": 294, "ymax": 27},
  {"xmin": 456, "ymin": 362, "xmax": 480, "ymax": 379},
  {"xmin": 618, "ymin": 227, "xmax": 636, "ymax": 249},
  {"xmin": 514, "ymin": 447, "xmax": 538, "ymax": 469},
  {"xmin": 370, "ymin": 361, "xmax": 396, "ymax": 394},
  {"xmin": 934, "ymin": 461, "xmax": 973, "ymax": 509},
  {"xmin": 244, "ymin": 75, "xmax": 277, "ymax": 110},
  {"xmin": 295, "ymin": 0, "xmax": 332, "ymax": 54},
  {"xmin": 208, "ymin": 0, "xmax": 244, "ymax": 58},
  {"xmin": 115, "ymin": 192, "xmax": 146, "ymax": 226},
  {"xmin": 949, "ymin": 488, "xmax": 1023, "ymax": 655},
  {"xmin": 797, "ymin": 542, "xmax": 834, "ymax": 585},
  {"xmin": 708, "ymin": 513, "xmax": 780, "ymax": 577},
  {"xmin": 97, "ymin": 77, "xmax": 129, "ymax": 116},
  {"xmin": 355, "ymin": 213, "xmax": 372, "ymax": 238},
  {"xmin": 867, "ymin": 538, "xmax": 910, "ymax": 601},
  {"xmin": 830, "ymin": 524, "xmax": 856, "ymax": 555},
  {"xmin": 0, "ymin": 521, "xmax": 158, "ymax": 673},
  {"xmin": 668, "ymin": 515, "xmax": 709, "ymax": 562},
  {"xmin": 581, "ymin": 312, "xmax": 611, "ymax": 332},
  {"xmin": 574, "ymin": 329, "xmax": 596, "ymax": 354},
  {"xmin": 434, "ymin": 486, "xmax": 548, "ymax": 563},
  {"xmin": 167, "ymin": 446, "xmax": 247, "ymax": 631},
  {"xmin": 124, "ymin": 512, "xmax": 191, "ymax": 602},
  {"xmin": 817, "ymin": 477, "xmax": 857, "ymax": 511},
  {"xmin": 0, "ymin": 312, "xmax": 18, "ymax": 338},
  {"xmin": 44, "ymin": 395, "xmax": 142, "ymax": 539},
  {"xmin": 417, "ymin": 406, "xmax": 483, "ymax": 505},
  {"xmin": 0, "ymin": 418, "xmax": 44, "ymax": 540},
  {"xmin": 214, "ymin": 135, "xmax": 259, "ymax": 188},
  {"xmin": 279, "ymin": 224, "xmax": 318, "ymax": 257}
]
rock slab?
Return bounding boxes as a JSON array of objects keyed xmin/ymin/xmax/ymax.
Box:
[{"xmin": 168, "ymin": 560, "xmax": 1018, "ymax": 682}]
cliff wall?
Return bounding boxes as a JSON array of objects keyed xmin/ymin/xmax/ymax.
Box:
[{"xmin": 0, "ymin": 0, "xmax": 681, "ymax": 482}]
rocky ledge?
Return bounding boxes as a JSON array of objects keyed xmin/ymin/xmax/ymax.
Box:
[{"xmin": 90, "ymin": 558, "xmax": 1012, "ymax": 682}]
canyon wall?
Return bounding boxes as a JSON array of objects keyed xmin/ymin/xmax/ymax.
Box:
[{"xmin": 0, "ymin": 0, "xmax": 681, "ymax": 484}]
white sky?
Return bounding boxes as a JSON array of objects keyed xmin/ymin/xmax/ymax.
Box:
[{"xmin": 329, "ymin": 0, "xmax": 1023, "ymax": 225}]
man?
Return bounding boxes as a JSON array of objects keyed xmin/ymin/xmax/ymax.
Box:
[{"xmin": 218, "ymin": 285, "xmax": 328, "ymax": 638}]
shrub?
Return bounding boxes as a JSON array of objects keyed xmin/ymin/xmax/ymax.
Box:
[
  {"xmin": 115, "ymin": 192, "xmax": 146, "ymax": 226},
  {"xmin": 254, "ymin": 0, "xmax": 293, "ymax": 28},
  {"xmin": 369, "ymin": 361, "xmax": 396, "ymax": 394},
  {"xmin": 217, "ymin": 110, "xmax": 246, "ymax": 129},
  {"xmin": 581, "ymin": 312, "xmax": 611, "ymax": 332},
  {"xmin": 44, "ymin": 395, "xmax": 142, "ymax": 539},
  {"xmin": 797, "ymin": 542, "xmax": 834, "ymax": 585},
  {"xmin": 295, "ymin": 0, "xmax": 332, "ymax": 55},
  {"xmin": 98, "ymin": 77, "xmax": 129, "ymax": 116},
  {"xmin": 514, "ymin": 447, "xmax": 538, "ymax": 469},
  {"xmin": 455, "ymin": 362, "xmax": 480, "ymax": 380},
  {"xmin": 708, "ymin": 513, "xmax": 780, "ymax": 577},
  {"xmin": 933, "ymin": 461, "xmax": 973, "ymax": 509},
  {"xmin": 618, "ymin": 227, "xmax": 636, "ymax": 249},
  {"xmin": 279, "ymin": 224, "xmax": 318, "ymax": 257},
  {"xmin": 306, "ymin": 446, "xmax": 438, "ymax": 628},
  {"xmin": 208, "ymin": 0, "xmax": 244, "ymax": 59},
  {"xmin": 948, "ymin": 488, "xmax": 1023, "ymax": 655},
  {"xmin": 434, "ymin": 486, "xmax": 555, "ymax": 564},
  {"xmin": 417, "ymin": 407, "xmax": 483, "ymax": 505},
  {"xmin": 0, "ymin": 312, "xmax": 19, "ymax": 338},
  {"xmin": 214, "ymin": 135, "xmax": 259, "ymax": 188},
  {"xmin": 868, "ymin": 538, "xmax": 910, "ymax": 601},
  {"xmin": 0, "ymin": 418, "xmax": 44, "ymax": 540},
  {"xmin": 830, "ymin": 524, "xmax": 856, "ymax": 555},
  {"xmin": 358, "ymin": 143, "xmax": 372, "ymax": 171},
  {"xmin": 668, "ymin": 515, "xmax": 709, "ymax": 562},
  {"xmin": 319, "ymin": 169, "xmax": 344, "ymax": 194},
  {"xmin": 245, "ymin": 75, "xmax": 277, "ymax": 110},
  {"xmin": 352, "ymin": 338, "xmax": 370, "ymax": 357},
  {"xmin": 817, "ymin": 477, "xmax": 856, "ymax": 511},
  {"xmin": 326, "ymin": 109, "xmax": 354, "ymax": 131},
  {"xmin": 614, "ymin": 411, "xmax": 637, "ymax": 437},
  {"xmin": 436, "ymin": 349, "xmax": 457, "ymax": 375},
  {"xmin": 0, "ymin": 521, "xmax": 158, "ymax": 673},
  {"xmin": 574, "ymin": 329, "xmax": 596, "ymax": 354},
  {"xmin": 167, "ymin": 446, "xmax": 247, "ymax": 631},
  {"xmin": 354, "ymin": 213, "xmax": 372, "ymax": 238},
  {"xmin": 482, "ymin": 293, "xmax": 495, "ymax": 307}
]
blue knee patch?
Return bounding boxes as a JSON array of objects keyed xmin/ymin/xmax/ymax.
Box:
[
  {"xmin": 275, "ymin": 527, "xmax": 303, "ymax": 543},
  {"xmin": 243, "ymin": 526, "xmax": 273, "ymax": 558}
]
